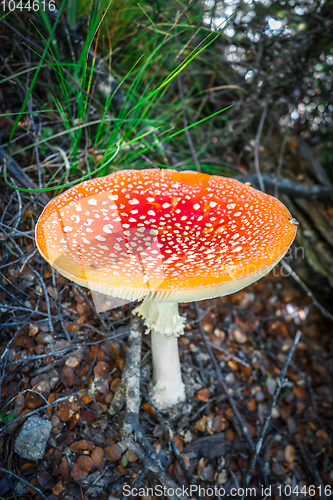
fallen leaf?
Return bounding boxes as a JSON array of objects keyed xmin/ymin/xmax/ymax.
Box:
[
  {"xmin": 199, "ymin": 463, "xmax": 214, "ymax": 481},
  {"xmin": 293, "ymin": 386, "xmax": 303, "ymax": 398},
  {"xmin": 104, "ymin": 442, "xmax": 122, "ymax": 461},
  {"xmin": 247, "ymin": 398, "xmax": 256, "ymax": 412},
  {"xmin": 316, "ymin": 429, "xmax": 328, "ymax": 445},
  {"xmin": 196, "ymin": 388, "xmax": 210, "ymax": 402},
  {"xmin": 91, "ymin": 447, "xmax": 104, "ymax": 469},
  {"xmin": 181, "ymin": 453, "xmax": 190, "ymax": 467},
  {"xmin": 70, "ymin": 464, "xmax": 87, "ymax": 481},
  {"xmin": 59, "ymin": 459, "xmax": 70, "ymax": 483},
  {"xmin": 257, "ymin": 403, "xmax": 267, "ymax": 424},
  {"xmin": 231, "ymin": 329, "xmax": 247, "ymax": 344},
  {"xmin": 117, "ymin": 464, "xmax": 127, "ymax": 475},
  {"xmin": 226, "ymin": 429, "xmax": 234, "ymax": 441},
  {"xmin": 77, "ymin": 455, "xmax": 93, "ymax": 473},
  {"xmin": 285, "ymin": 444, "xmax": 295, "ymax": 463},
  {"xmin": 94, "ymin": 361, "xmax": 110, "ymax": 382},
  {"xmin": 217, "ymin": 470, "xmax": 228, "ymax": 484},
  {"xmin": 65, "ymin": 356, "xmax": 80, "ymax": 368},
  {"xmin": 36, "ymin": 471, "xmax": 51, "ymax": 488},
  {"xmin": 81, "ymin": 409, "xmax": 97, "ymax": 422},
  {"xmin": 96, "ymin": 379, "xmax": 109, "ymax": 394},
  {"xmin": 266, "ymin": 378, "xmax": 277, "ymax": 395},
  {"xmin": 62, "ymin": 366, "xmax": 75, "ymax": 387},
  {"xmin": 52, "ymin": 481, "xmax": 63, "ymax": 496},
  {"xmin": 125, "ymin": 450, "xmax": 138, "ymax": 462},
  {"xmin": 246, "ymin": 423, "xmax": 255, "ymax": 437},
  {"xmin": 58, "ymin": 400, "xmax": 74, "ymax": 422},
  {"xmin": 227, "ymin": 359, "xmax": 239, "ymax": 371},
  {"xmin": 20, "ymin": 462, "xmax": 37, "ymax": 473},
  {"xmin": 80, "ymin": 393, "xmax": 93, "ymax": 404},
  {"xmin": 142, "ymin": 403, "xmax": 157, "ymax": 421},
  {"xmin": 197, "ymin": 457, "xmax": 207, "ymax": 476},
  {"xmin": 225, "ymin": 408, "xmax": 234, "ymax": 419},
  {"xmin": 25, "ymin": 392, "xmax": 43, "ymax": 410},
  {"xmin": 69, "ymin": 412, "xmax": 80, "ymax": 430},
  {"xmin": 28, "ymin": 324, "xmax": 39, "ymax": 336},
  {"xmin": 173, "ymin": 435, "xmax": 184, "ymax": 452},
  {"xmin": 111, "ymin": 378, "xmax": 121, "ymax": 392},
  {"xmin": 70, "ymin": 439, "xmax": 88, "ymax": 453},
  {"xmin": 104, "ymin": 392, "xmax": 113, "ymax": 404},
  {"xmin": 195, "ymin": 415, "xmax": 207, "ymax": 432}
]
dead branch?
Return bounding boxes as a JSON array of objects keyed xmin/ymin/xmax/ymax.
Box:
[
  {"xmin": 280, "ymin": 260, "xmax": 333, "ymax": 321},
  {"xmin": 254, "ymin": 104, "xmax": 268, "ymax": 192},
  {"xmin": 0, "ymin": 147, "xmax": 50, "ymax": 205},
  {"xmin": 0, "ymin": 389, "xmax": 87, "ymax": 436},
  {"xmin": 109, "ymin": 316, "xmax": 190, "ymax": 500},
  {"xmin": 0, "ymin": 467, "xmax": 48, "ymax": 500},
  {"xmin": 236, "ymin": 173, "xmax": 333, "ymax": 203}
]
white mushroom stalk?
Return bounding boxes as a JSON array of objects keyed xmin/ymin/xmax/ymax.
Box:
[{"xmin": 134, "ymin": 298, "xmax": 186, "ymax": 408}]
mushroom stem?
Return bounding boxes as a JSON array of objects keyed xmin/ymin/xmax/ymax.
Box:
[
  {"xmin": 133, "ymin": 298, "xmax": 186, "ymax": 408},
  {"xmin": 151, "ymin": 328, "xmax": 185, "ymax": 409}
]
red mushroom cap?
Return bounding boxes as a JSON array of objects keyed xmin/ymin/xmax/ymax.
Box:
[{"xmin": 35, "ymin": 169, "xmax": 297, "ymax": 302}]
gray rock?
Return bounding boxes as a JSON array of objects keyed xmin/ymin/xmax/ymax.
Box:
[{"xmin": 14, "ymin": 415, "xmax": 52, "ymax": 460}]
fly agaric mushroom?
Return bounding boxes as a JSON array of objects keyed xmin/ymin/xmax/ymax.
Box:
[{"xmin": 35, "ymin": 169, "xmax": 297, "ymax": 408}]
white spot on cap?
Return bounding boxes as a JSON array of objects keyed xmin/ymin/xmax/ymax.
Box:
[
  {"xmin": 129, "ymin": 198, "xmax": 139, "ymax": 205},
  {"xmin": 162, "ymin": 203, "xmax": 170, "ymax": 208},
  {"xmin": 227, "ymin": 204, "xmax": 236, "ymax": 209},
  {"xmin": 96, "ymin": 235, "xmax": 106, "ymax": 241},
  {"xmin": 103, "ymin": 224, "xmax": 114, "ymax": 234},
  {"xmin": 108, "ymin": 194, "xmax": 118, "ymax": 201},
  {"xmin": 147, "ymin": 197, "xmax": 155, "ymax": 202},
  {"xmin": 232, "ymin": 246, "xmax": 243, "ymax": 252},
  {"xmin": 63, "ymin": 226, "xmax": 73, "ymax": 233},
  {"xmin": 209, "ymin": 201, "xmax": 217, "ymax": 208},
  {"xmin": 150, "ymin": 229, "xmax": 158, "ymax": 235},
  {"xmin": 234, "ymin": 212, "xmax": 241, "ymax": 217},
  {"xmin": 88, "ymin": 198, "xmax": 97, "ymax": 206},
  {"xmin": 82, "ymin": 237, "xmax": 91, "ymax": 244},
  {"xmin": 193, "ymin": 204, "xmax": 200, "ymax": 210}
]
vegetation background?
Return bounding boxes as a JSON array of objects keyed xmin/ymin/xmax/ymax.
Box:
[{"xmin": 0, "ymin": 0, "xmax": 333, "ymax": 499}]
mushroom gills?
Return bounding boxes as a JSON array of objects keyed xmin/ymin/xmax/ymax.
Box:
[{"xmin": 133, "ymin": 298, "xmax": 185, "ymax": 338}]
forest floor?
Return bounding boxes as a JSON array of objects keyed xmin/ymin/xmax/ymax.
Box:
[{"xmin": 0, "ymin": 187, "xmax": 333, "ymax": 500}]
